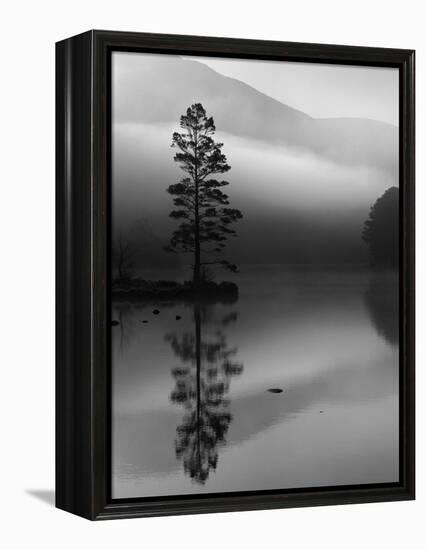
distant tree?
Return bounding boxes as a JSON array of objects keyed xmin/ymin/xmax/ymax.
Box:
[
  {"xmin": 167, "ymin": 306, "xmax": 243, "ymax": 484},
  {"xmin": 113, "ymin": 234, "xmax": 135, "ymax": 280},
  {"xmin": 362, "ymin": 187, "xmax": 399, "ymax": 267},
  {"xmin": 166, "ymin": 103, "xmax": 243, "ymax": 285}
]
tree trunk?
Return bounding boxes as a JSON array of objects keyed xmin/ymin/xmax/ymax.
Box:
[
  {"xmin": 193, "ymin": 127, "xmax": 201, "ymax": 286},
  {"xmin": 193, "ymin": 246, "xmax": 200, "ymax": 285}
]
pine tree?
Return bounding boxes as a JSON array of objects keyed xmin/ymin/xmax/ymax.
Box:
[{"xmin": 166, "ymin": 103, "xmax": 242, "ymax": 285}]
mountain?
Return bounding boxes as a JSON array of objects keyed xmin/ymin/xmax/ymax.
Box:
[{"xmin": 113, "ymin": 54, "xmax": 398, "ymax": 172}]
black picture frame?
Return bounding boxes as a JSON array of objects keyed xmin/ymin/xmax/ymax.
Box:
[{"xmin": 56, "ymin": 29, "xmax": 415, "ymax": 520}]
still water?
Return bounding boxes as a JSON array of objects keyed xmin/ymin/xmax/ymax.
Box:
[{"xmin": 111, "ymin": 266, "xmax": 399, "ymax": 499}]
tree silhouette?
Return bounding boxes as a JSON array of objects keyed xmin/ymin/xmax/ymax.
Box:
[
  {"xmin": 167, "ymin": 305, "xmax": 243, "ymax": 484},
  {"xmin": 362, "ymin": 187, "xmax": 399, "ymax": 267},
  {"xmin": 166, "ymin": 103, "xmax": 243, "ymax": 285}
]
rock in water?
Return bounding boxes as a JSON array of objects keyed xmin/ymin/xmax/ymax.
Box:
[
  {"xmin": 267, "ymin": 388, "xmax": 283, "ymax": 394},
  {"xmin": 152, "ymin": 309, "xmax": 160, "ymax": 315},
  {"xmin": 111, "ymin": 320, "xmax": 119, "ymax": 326},
  {"xmin": 176, "ymin": 315, "xmax": 181, "ymax": 320}
]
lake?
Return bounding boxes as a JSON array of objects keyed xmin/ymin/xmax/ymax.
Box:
[{"xmin": 111, "ymin": 265, "xmax": 399, "ymax": 498}]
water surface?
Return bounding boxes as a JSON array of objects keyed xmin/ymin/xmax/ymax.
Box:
[{"xmin": 112, "ymin": 266, "xmax": 399, "ymax": 498}]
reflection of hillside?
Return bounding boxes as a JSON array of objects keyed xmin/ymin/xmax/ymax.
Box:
[
  {"xmin": 113, "ymin": 353, "xmax": 397, "ymax": 480},
  {"xmin": 364, "ymin": 274, "xmax": 398, "ymax": 346},
  {"xmin": 168, "ymin": 304, "xmax": 243, "ymax": 484},
  {"xmin": 229, "ymin": 354, "xmax": 397, "ymax": 445}
]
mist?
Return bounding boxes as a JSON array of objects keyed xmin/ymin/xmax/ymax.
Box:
[{"xmin": 112, "ymin": 121, "xmax": 397, "ymax": 267}]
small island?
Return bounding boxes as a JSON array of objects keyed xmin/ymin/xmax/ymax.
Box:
[
  {"xmin": 113, "ymin": 103, "xmax": 243, "ymax": 302},
  {"xmin": 112, "ymin": 278, "xmax": 238, "ymax": 302}
]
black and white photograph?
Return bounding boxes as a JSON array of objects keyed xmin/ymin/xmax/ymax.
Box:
[
  {"xmin": 0, "ymin": 0, "xmax": 421, "ymax": 544},
  {"xmin": 110, "ymin": 52, "xmax": 400, "ymax": 499}
]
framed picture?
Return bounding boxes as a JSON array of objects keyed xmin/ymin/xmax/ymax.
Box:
[{"xmin": 56, "ymin": 30, "xmax": 415, "ymax": 520}]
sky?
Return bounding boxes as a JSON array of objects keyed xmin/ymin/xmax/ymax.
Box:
[{"xmin": 188, "ymin": 56, "xmax": 399, "ymax": 126}]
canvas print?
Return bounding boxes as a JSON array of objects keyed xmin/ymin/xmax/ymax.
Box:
[{"xmin": 110, "ymin": 52, "xmax": 399, "ymax": 499}]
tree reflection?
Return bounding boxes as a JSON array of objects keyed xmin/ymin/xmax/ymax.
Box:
[
  {"xmin": 167, "ymin": 305, "xmax": 243, "ymax": 484},
  {"xmin": 112, "ymin": 303, "xmax": 143, "ymax": 354},
  {"xmin": 364, "ymin": 274, "xmax": 398, "ymax": 346}
]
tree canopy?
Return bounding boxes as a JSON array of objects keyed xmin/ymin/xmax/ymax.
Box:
[{"xmin": 166, "ymin": 103, "xmax": 242, "ymax": 284}]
